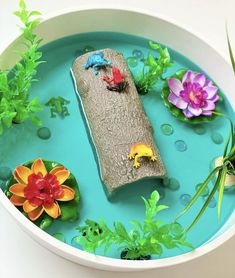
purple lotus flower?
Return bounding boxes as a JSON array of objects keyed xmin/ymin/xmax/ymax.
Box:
[{"xmin": 167, "ymin": 70, "xmax": 220, "ymax": 118}]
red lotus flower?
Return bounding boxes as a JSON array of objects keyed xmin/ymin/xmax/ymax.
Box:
[{"xmin": 9, "ymin": 159, "xmax": 75, "ymax": 221}]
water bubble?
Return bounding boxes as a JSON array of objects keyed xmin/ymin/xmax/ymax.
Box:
[
  {"xmin": 211, "ymin": 132, "xmax": 223, "ymax": 144},
  {"xmin": 205, "ymin": 196, "xmax": 217, "ymax": 208},
  {"xmin": 37, "ymin": 127, "xmax": 51, "ymax": 140},
  {"xmin": 71, "ymin": 236, "xmax": 83, "ymax": 249},
  {"xmin": 210, "ymin": 157, "xmax": 216, "ymax": 170},
  {"xmin": 180, "ymin": 194, "xmax": 192, "ymax": 206},
  {"xmin": 175, "ymin": 140, "xmax": 187, "ymax": 152},
  {"xmin": 195, "ymin": 183, "xmax": 209, "ymax": 197},
  {"xmin": 53, "ymin": 233, "xmax": 65, "ymax": 243},
  {"xmin": 168, "ymin": 178, "xmax": 180, "ymax": 191},
  {"xmin": 162, "ymin": 177, "xmax": 170, "ymax": 186},
  {"xmin": 127, "ymin": 57, "xmax": 138, "ymax": 68},
  {"xmin": 193, "ymin": 125, "xmax": 206, "ymax": 135},
  {"xmin": 132, "ymin": 49, "xmax": 144, "ymax": 60},
  {"xmin": 0, "ymin": 167, "xmax": 12, "ymax": 181},
  {"xmin": 83, "ymin": 45, "xmax": 95, "ymax": 53},
  {"xmin": 160, "ymin": 124, "xmax": 174, "ymax": 136}
]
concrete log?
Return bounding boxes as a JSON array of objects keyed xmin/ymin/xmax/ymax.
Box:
[{"xmin": 72, "ymin": 48, "xmax": 166, "ymax": 196}]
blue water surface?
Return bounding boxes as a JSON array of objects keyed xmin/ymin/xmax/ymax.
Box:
[{"xmin": 0, "ymin": 32, "xmax": 234, "ymax": 259}]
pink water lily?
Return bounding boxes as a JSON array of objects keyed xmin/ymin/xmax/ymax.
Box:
[{"xmin": 167, "ymin": 70, "xmax": 220, "ymax": 118}]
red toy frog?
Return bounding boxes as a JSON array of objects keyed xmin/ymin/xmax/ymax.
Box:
[{"xmin": 103, "ymin": 67, "xmax": 128, "ymax": 92}]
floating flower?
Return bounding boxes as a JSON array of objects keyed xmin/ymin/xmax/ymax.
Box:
[
  {"xmin": 9, "ymin": 158, "xmax": 75, "ymax": 221},
  {"xmin": 167, "ymin": 70, "xmax": 219, "ymax": 118}
]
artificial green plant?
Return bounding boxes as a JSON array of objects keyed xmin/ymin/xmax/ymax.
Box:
[
  {"xmin": 0, "ymin": 0, "xmax": 43, "ymax": 134},
  {"xmin": 74, "ymin": 191, "xmax": 193, "ymax": 260},
  {"xmin": 134, "ymin": 41, "xmax": 173, "ymax": 95}
]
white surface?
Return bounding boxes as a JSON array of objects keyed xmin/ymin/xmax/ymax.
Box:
[{"xmin": 1, "ymin": 0, "xmax": 235, "ymax": 277}]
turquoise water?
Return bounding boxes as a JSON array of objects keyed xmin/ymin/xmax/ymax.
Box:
[{"xmin": 0, "ymin": 32, "xmax": 235, "ymax": 259}]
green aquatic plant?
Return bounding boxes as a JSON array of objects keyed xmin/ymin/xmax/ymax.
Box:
[
  {"xmin": 226, "ymin": 28, "xmax": 235, "ymax": 74},
  {"xmin": 0, "ymin": 0, "xmax": 43, "ymax": 134},
  {"xmin": 45, "ymin": 97, "xmax": 70, "ymax": 118},
  {"xmin": 74, "ymin": 191, "xmax": 193, "ymax": 260},
  {"xmin": 135, "ymin": 41, "xmax": 173, "ymax": 95},
  {"xmin": 176, "ymin": 115, "xmax": 235, "ymax": 233}
]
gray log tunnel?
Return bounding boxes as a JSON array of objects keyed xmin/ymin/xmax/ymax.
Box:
[{"xmin": 72, "ymin": 48, "xmax": 166, "ymax": 196}]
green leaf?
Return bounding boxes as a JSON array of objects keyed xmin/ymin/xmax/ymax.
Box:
[
  {"xmin": 151, "ymin": 243, "xmax": 163, "ymax": 255},
  {"xmin": 149, "ymin": 41, "xmax": 160, "ymax": 50},
  {"xmin": 177, "ymin": 238, "xmax": 194, "ymax": 249},
  {"xmin": 156, "ymin": 205, "xmax": 169, "ymax": 214},
  {"xmin": 38, "ymin": 215, "xmax": 53, "ymax": 230},
  {"xmin": 0, "ymin": 71, "xmax": 9, "ymax": 94},
  {"xmin": 184, "ymin": 169, "xmax": 224, "ymax": 233},
  {"xmin": 159, "ymin": 224, "xmax": 171, "ymax": 234},
  {"xmin": 19, "ymin": 0, "xmax": 26, "ymax": 10},
  {"xmin": 176, "ymin": 166, "xmax": 222, "ymax": 221},
  {"xmin": 30, "ymin": 114, "xmax": 42, "ymax": 126},
  {"xmin": 29, "ymin": 10, "xmax": 41, "ymax": 17},
  {"xmin": 223, "ymin": 128, "xmax": 232, "ymax": 158},
  {"xmin": 2, "ymin": 112, "xmax": 16, "ymax": 127},
  {"xmin": 114, "ymin": 221, "xmax": 130, "ymax": 241},
  {"xmin": 150, "ymin": 190, "xmax": 160, "ymax": 205},
  {"xmin": 226, "ymin": 27, "xmax": 235, "ymax": 74},
  {"xmin": 217, "ymin": 166, "xmax": 227, "ymax": 220},
  {"xmin": 130, "ymin": 220, "xmax": 142, "ymax": 230},
  {"xmin": 28, "ymin": 98, "xmax": 43, "ymax": 112},
  {"xmin": 147, "ymin": 53, "xmax": 158, "ymax": 67}
]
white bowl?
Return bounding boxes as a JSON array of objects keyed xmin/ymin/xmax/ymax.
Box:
[{"xmin": 0, "ymin": 6, "xmax": 235, "ymax": 272}]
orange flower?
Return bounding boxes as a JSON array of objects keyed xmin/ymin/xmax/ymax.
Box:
[{"xmin": 9, "ymin": 158, "xmax": 75, "ymax": 221}]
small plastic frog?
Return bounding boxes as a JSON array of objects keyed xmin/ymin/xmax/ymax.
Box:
[
  {"xmin": 84, "ymin": 51, "xmax": 111, "ymax": 75},
  {"xmin": 45, "ymin": 97, "xmax": 70, "ymax": 118},
  {"xmin": 103, "ymin": 67, "xmax": 128, "ymax": 92},
  {"xmin": 128, "ymin": 143, "xmax": 157, "ymax": 168}
]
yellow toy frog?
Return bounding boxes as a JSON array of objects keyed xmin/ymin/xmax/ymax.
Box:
[{"xmin": 128, "ymin": 143, "xmax": 157, "ymax": 168}]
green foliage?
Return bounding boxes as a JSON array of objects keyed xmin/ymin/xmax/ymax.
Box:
[
  {"xmin": 74, "ymin": 191, "xmax": 193, "ymax": 260},
  {"xmin": 226, "ymin": 28, "xmax": 235, "ymax": 74},
  {"xmin": 0, "ymin": 0, "xmax": 43, "ymax": 134},
  {"xmin": 176, "ymin": 116, "xmax": 235, "ymax": 232},
  {"xmin": 161, "ymin": 69, "xmax": 223, "ymax": 124},
  {"xmin": 134, "ymin": 41, "xmax": 173, "ymax": 95}
]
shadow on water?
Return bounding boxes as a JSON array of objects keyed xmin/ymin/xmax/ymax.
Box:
[
  {"xmin": 109, "ymin": 177, "xmax": 163, "ymax": 204},
  {"xmin": 0, "ymin": 121, "xmax": 36, "ymax": 165}
]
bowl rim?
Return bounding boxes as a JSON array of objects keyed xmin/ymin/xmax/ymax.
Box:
[{"xmin": 0, "ymin": 5, "xmax": 235, "ymax": 272}]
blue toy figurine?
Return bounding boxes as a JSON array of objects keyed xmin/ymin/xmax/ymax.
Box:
[{"xmin": 83, "ymin": 51, "xmax": 111, "ymax": 75}]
